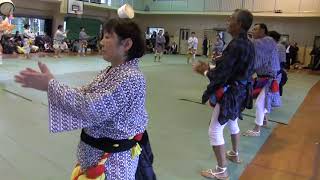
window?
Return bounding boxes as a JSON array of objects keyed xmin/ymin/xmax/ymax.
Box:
[
  {"xmin": 11, "ymin": 17, "xmax": 45, "ymax": 35},
  {"xmin": 148, "ymin": 27, "xmax": 165, "ymax": 34},
  {"xmin": 64, "ymin": 21, "xmax": 67, "ymax": 32}
]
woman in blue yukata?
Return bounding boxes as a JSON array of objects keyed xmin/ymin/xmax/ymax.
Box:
[
  {"xmin": 242, "ymin": 23, "xmax": 282, "ymax": 137},
  {"xmin": 14, "ymin": 18, "xmax": 156, "ymax": 180}
]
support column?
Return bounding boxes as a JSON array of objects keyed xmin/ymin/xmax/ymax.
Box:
[
  {"xmin": 52, "ymin": 13, "xmax": 65, "ymax": 35},
  {"xmin": 52, "ymin": 0, "xmax": 67, "ymax": 38}
]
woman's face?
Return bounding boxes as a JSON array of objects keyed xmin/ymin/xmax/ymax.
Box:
[{"xmin": 100, "ymin": 31, "xmax": 124, "ymax": 62}]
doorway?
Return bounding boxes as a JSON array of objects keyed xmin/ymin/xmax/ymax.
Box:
[{"xmin": 179, "ymin": 28, "xmax": 190, "ymax": 54}]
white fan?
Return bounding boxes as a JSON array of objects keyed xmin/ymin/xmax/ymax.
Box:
[
  {"xmin": 0, "ymin": 0, "xmax": 15, "ymax": 16},
  {"xmin": 118, "ymin": 4, "xmax": 134, "ymax": 19}
]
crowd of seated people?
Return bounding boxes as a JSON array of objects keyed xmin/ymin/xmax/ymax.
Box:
[
  {"xmin": 145, "ymin": 37, "xmax": 178, "ymax": 55},
  {"xmin": 145, "ymin": 31, "xmax": 178, "ymax": 55},
  {"xmin": 0, "ymin": 32, "xmax": 99, "ymax": 57},
  {"xmin": 1, "ymin": 32, "xmax": 50, "ymax": 55},
  {"xmin": 0, "ymin": 22, "xmax": 102, "ymax": 58}
]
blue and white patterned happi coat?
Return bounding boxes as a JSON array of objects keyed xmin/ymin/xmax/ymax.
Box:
[
  {"xmin": 47, "ymin": 58, "xmax": 148, "ymax": 180},
  {"xmin": 253, "ymin": 36, "xmax": 282, "ymax": 112}
]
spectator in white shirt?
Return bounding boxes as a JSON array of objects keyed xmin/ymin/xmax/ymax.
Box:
[{"xmin": 187, "ymin": 32, "xmax": 198, "ymax": 64}]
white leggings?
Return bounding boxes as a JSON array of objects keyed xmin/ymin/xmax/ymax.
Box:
[
  {"xmin": 188, "ymin": 50, "xmax": 196, "ymax": 60},
  {"xmin": 255, "ymin": 87, "xmax": 268, "ymax": 126},
  {"xmin": 208, "ymin": 104, "xmax": 240, "ymax": 146},
  {"xmin": 155, "ymin": 51, "xmax": 163, "ymax": 58}
]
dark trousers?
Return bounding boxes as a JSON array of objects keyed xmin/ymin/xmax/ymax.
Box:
[
  {"xmin": 313, "ymin": 57, "xmax": 320, "ymax": 70},
  {"xmin": 291, "ymin": 56, "xmax": 298, "ymax": 65},
  {"xmin": 285, "ymin": 53, "xmax": 291, "ymax": 69},
  {"xmin": 135, "ymin": 131, "xmax": 157, "ymax": 180},
  {"xmin": 279, "ymin": 69, "xmax": 288, "ymax": 96},
  {"xmin": 203, "ymin": 48, "xmax": 208, "ymax": 57}
]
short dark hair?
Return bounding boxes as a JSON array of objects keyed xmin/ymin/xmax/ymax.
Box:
[
  {"xmin": 255, "ymin": 23, "xmax": 268, "ymax": 35},
  {"xmin": 80, "ymin": 27, "xmax": 84, "ymax": 30},
  {"xmin": 234, "ymin": 9, "xmax": 253, "ymax": 31},
  {"xmin": 103, "ymin": 18, "xmax": 145, "ymax": 61},
  {"xmin": 268, "ymin": 30, "xmax": 281, "ymax": 42},
  {"xmin": 24, "ymin": 24, "xmax": 30, "ymax": 29},
  {"xmin": 191, "ymin": 32, "xmax": 195, "ymax": 34},
  {"xmin": 58, "ymin": 25, "xmax": 63, "ymax": 30}
]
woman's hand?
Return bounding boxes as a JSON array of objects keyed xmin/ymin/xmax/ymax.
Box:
[
  {"xmin": 192, "ymin": 61, "xmax": 209, "ymax": 76},
  {"xmin": 14, "ymin": 62, "xmax": 54, "ymax": 91}
]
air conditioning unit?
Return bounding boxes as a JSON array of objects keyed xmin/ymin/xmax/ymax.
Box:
[
  {"xmin": 90, "ymin": 0, "xmax": 101, "ymax": 4},
  {"xmin": 274, "ymin": 9, "xmax": 283, "ymax": 13},
  {"xmin": 144, "ymin": 5, "xmax": 150, "ymax": 11}
]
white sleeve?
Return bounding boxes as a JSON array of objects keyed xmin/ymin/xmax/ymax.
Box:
[{"xmin": 194, "ymin": 38, "xmax": 198, "ymax": 49}]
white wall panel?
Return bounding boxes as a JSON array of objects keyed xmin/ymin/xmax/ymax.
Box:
[
  {"xmin": 276, "ymin": 0, "xmax": 300, "ymax": 12},
  {"xmin": 299, "ymin": 0, "xmax": 320, "ymax": 12},
  {"xmin": 221, "ymin": 0, "xmax": 241, "ymax": 11},
  {"xmin": 253, "ymin": 0, "xmax": 276, "ymax": 12},
  {"xmin": 243, "ymin": 0, "xmax": 254, "ymax": 10},
  {"xmin": 204, "ymin": 0, "xmax": 220, "ymax": 11}
]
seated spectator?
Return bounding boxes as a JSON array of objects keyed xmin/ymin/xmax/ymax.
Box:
[
  {"xmin": 170, "ymin": 42, "xmax": 178, "ymax": 54},
  {"xmin": 44, "ymin": 34, "xmax": 52, "ymax": 44},
  {"xmin": 65, "ymin": 39, "xmax": 71, "ymax": 50},
  {"xmin": 87, "ymin": 36, "xmax": 98, "ymax": 52},
  {"xmin": 1, "ymin": 35, "xmax": 16, "ymax": 54},
  {"xmin": 35, "ymin": 35, "xmax": 46, "ymax": 51},
  {"xmin": 14, "ymin": 31, "xmax": 22, "ymax": 44},
  {"xmin": 44, "ymin": 42, "xmax": 54, "ymax": 53},
  {"xmin": 14, "ymin": 36, "xmax": 23, "ymax": 48},
  {"xmin": 71, "ymin": 40, "xmax": 80, "ymax": 52},
  {"xmin": 146, "ymin": 41, "xmax": 153, "ymax": 53}
]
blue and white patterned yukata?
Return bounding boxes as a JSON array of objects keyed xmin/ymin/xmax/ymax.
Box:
[
  {"xmin": 253, "ymin": 36, "xmax": 282, "ymax": 112},
  {"xmin": 47, "ymin": 58, "xmax": 148, "ymax": 180},
  {"xmin": 155, "ymin": 35, "xmax": 166, "ymax": 53}
]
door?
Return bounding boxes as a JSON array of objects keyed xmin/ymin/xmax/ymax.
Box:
[
  {"xmin": 204, "ymin": 29, "xmax": 229, "ymax": 56},
  {"xmin": 179, "ymin": 28, "xmax": 190, "ymax": 54},
  {"xmin": 203, "ymin": 29, "xmax": 216, "ymax": 57}
]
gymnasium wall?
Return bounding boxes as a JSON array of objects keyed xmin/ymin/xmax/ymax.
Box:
[
  {"xmin": 11, "ymin": 0, "xmax": 320, "ymax": 65},
  {"xmin": 13, "ymin": 0, "xmax": 59, "ymax": 18},
  {"xmin": 65, "ymin": 17, "xmax": 102, "ymax": 40},
  {"xmin": 135, "ymin": 14, "xmax": 320, "ymax": 65},
  {"xmin": 143, "ymin": 0, "xmax": 320, "ymax": 13},
  {"xmin": 62, "ymin": 0, "xmax": 320, "ymax": 14}
]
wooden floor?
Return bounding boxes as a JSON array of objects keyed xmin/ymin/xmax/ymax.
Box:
[{"xmin": 240, "ymin": 81, "xmax": 320, "ymax": 180}]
